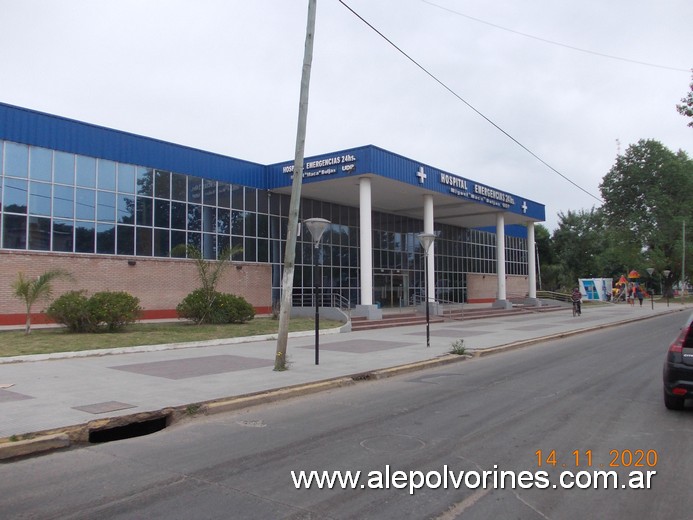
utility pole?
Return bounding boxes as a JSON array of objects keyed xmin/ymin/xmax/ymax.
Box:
[
  {"xmin": 683, "ymin": 220, "xmax": 687, "ymax": 305},
  {"xmin": 274, "ymin": 0, "xmax": 318, "ymax": 371}
]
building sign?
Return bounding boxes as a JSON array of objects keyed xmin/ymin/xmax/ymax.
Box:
[
  {"xmin": 283, "ymin": 154, "xmax": 357, "ymax": 178},
  {"xmin": 439, "ymin": 172, "xmax": 517, "ymax": 210}
]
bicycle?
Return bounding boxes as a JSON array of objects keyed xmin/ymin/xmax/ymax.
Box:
[{"xmin": 572, "ymin": 300, "xmax": 581, "ymax": 317}]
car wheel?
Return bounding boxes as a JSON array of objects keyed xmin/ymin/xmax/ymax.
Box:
[{"xmin": 664, "ymin": 391, "xmax": 685, "ymax": 410}]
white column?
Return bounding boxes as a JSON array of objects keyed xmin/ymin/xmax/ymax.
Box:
[
  {"xmin": 496, "ymin": 212, "xmax": 507, "ymax": 302},
  {"xmin": 423, "ymin": 194, "xmax": 435, "ymax": 300},
  {"xmin": 359, "ymin": 177, "xmax": 373, "ymax": 306},
  {"xmin": 527, "ymin": 222, "xmax": 537, "ymax": 299}
]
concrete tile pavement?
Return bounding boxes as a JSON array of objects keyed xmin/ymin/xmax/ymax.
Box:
[{"xmin": 0, "ymin": 301, "xmax": 690, "ymax": 459}]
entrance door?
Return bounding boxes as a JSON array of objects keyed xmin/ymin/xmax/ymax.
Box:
[{"xmin": 373, "ymin": 271, "xmax": 409, "ymax": 308}]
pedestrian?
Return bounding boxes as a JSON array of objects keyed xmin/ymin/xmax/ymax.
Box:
[
  {"xmin": 571, "ymin": 287, "xmax": 582, "ymax": 316},
  {"xmin": 635, "ymin": 284, "xmax": 644, "ymax": 306}
]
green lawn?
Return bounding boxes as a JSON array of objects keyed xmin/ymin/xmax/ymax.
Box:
[{"xmin": 0, "ymin": 318, "xmax": 343, "ymax": 358}]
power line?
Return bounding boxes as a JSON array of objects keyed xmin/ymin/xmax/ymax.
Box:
[
  {"xmin": 337, "ymin": 0, "xmax": 604, "ymax": 204},
  {"xmin": 422, "ymin": 0, "xmax": 690, "ymax": 73}
]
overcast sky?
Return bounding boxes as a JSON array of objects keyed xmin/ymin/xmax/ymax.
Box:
[{"xmin": 2, "ymin": 0, "xmax": 691, "ymax": 231}]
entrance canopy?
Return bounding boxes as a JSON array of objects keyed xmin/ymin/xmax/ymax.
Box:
[{"xmin": 268, "ymin": 145, "xmax": 545, "ymax": 230}]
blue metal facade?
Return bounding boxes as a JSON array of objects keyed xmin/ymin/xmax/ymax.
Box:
[{"xmin": 0, "ymin": 103, "xmax": 266, "ymax": 188}]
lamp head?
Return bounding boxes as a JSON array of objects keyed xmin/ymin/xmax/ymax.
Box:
[
  {"xmin": 417, "ymin": 232, "xmax": 436, "ymax": 253},
  {"xmin": 304, "ymin": 218, "xmax": 331, "ymax": 247}
]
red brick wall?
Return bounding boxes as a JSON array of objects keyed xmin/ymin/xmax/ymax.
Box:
[{"xmin": 0, "ymin": 251, "xmax": 272, "ymax": 325}]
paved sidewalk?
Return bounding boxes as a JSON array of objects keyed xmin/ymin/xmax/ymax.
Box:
[{"xmin": 0, "ymin": 301, "xmax": 689, "ymax": 458}]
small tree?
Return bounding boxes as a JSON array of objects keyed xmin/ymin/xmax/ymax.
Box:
[
  {"xmin": 171, "ymin": 244, "xmax": 243, "ymax": 324},
  {"xmin": 12, "ymin": 269, "xmax": 71, "ymax": 334}
]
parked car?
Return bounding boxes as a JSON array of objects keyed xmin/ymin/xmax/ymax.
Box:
[{"xmin": 663, "ymin": 312, "xmax": 693, "ymax": 410}]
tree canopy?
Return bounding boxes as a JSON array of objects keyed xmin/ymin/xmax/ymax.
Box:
[{"xmin": 540, "ymin": 140, "xmax": 693, "ymax": 293}]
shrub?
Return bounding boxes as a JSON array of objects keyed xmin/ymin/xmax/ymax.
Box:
[
  {"xmin": 88, "ymin": 291, "xmax": 142, "ymax": 332},
  {"xmin": 226, "ymin": 294, "xmax": 255, "ymax": 324},
  {"xmin": 46, "ymin": 290, "xmax": 141, "ymax": 332},
  {"xmin": 46, "ymin": 291, "xmax": 93, "ymax": 332},
  {"xmin": 177, "ymin": 289, "xmax": 255, "ymax": 324}
]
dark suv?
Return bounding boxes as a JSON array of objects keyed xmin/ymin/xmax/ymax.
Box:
[{"xmin": 663, "ymin": 312, "xmax": 693, "ymax": 410}]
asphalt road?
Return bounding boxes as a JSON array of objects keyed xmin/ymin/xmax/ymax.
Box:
[{"xmin": 1, "ymin": 313, "xmax": 691, "ymax": 519}]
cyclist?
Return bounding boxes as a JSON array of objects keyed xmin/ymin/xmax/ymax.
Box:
[{"xmin": 571, "ymin": 287, "xmax": 582, "ymax": 316}]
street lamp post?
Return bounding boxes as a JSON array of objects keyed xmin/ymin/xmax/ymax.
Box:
[
  {"xmin": 647, "ymin": 267, "xmax": 655, "ymax": 310},
  {"xmin": 305, "ymin": 218, "xmax": 331, "ymax": 365},
  {"xmin": 417, "ymin": 232, "xmax": 436, "ymax": 348},
  {"xmin": 663, "ymin": 269, "xmax": 671, "ymax": 307}
]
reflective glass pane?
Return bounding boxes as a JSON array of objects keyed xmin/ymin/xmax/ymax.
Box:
[
  {"xmin": 154, "ymin": 199, "xmax": 170, "ymax": 228},
  {"xmin": 76, "ymin": 156, "xmax": 96, "ymax": 187},
  {"xmin": 231, "ymin": 210, "xmax": 244, "ymax": 235},
  {"xmin": 30, "ymin": 147, "xmax": 52, "ymax": 181},
  {"xmin": 117, "ymin": 225, "xmax": 134, "ymax": 255},
  {"xmin": 76, "ymin": 188, "xmax": 95, "ymax": 220},
  {"xmin": 117, "ymin": 195, "xmax": 135, "ymax": 224},
  {"xmin": 257, "ymin": 239, "xmax": 268, "ymax": 262},
  {"xmin": 136, "ymin": 197, "xmax": 153, "ymax": 226},
  {"xmin": 217, "ymin": 208, "xmax": 230, "ymax": 234},
  {"xmin": 136, "ymin": 227, "xmax": 152, "ymax": 256},
  {"xmin": 218, "ymin": 235, "xmax": 230, "ymax": 256},
  {"xmin": 137, "ymin": 167, "xmax": 153, "ymax": 196},
  {"xmin": 153, "ymin": 229, "xmax": 169, "ymax": 257},
  {"xmin": 244, "ymin": 187, "xmax": 257, "ymax": 212},
  {"xmin": 29, "ymin": 181, "xmax": 51, "ymax": 216},
  {"xmin": 187, "ymin": 204, "xmax": 201, "ymax": 231},
  {"xmin": 244, "ymin": 237, "xmax": 256, "ymax": 262},
  {"xmin": 257, "ymin": 214, "xmax": 268, "ymax": 238},
  {"xmin": 171, "ymin": 230, "xmax": 186, "ymax": 255},
  {"xmin": 257, "ymin": 190, "xmax": 268, "ymax": 214},
  {"xmin": 231, "ymin": 185, "xmax": 243, "ymax": 210},
  {"xmin": 54, "ymin": 151, "xmax": 75, "ymax": 185},
  {"xmin": 171, "ymin": 173, "xmax": 186, "ymax": 201},
  {"xmin": 171, "ymin": 201, "xmax": 186, "ymax": 229},
  {"xmin": 244, "ymin": 213, "xmax": 256, "ymax": 236},
  {"xmin": 118, "ymin": 164, "xmax": 136, "ymax": 193},
  {"xmin": 97, "ymin": 223, "xmax": 115, "ymax": 254},
  {"xmin": 4, "ymin": 178, "xmax": 28, "ymax": 213},
  {"xmin": 75, "ymin": 221, "xmax": 95, "ymax": 253},
  {"xmin": 203, "ymin": 206, "xmax": 216, "ymax": 233},
  {"xmin": 188, "ymin": 177, "xmax": 202, "ymax": 203},
  {"xmin": 28, "ymin": 216, "xmax": 51, "ymax": 250},
  {"xmin": 97, "ymin": 159, "xmax": 117, "ymax": 191},
  {"xmin": 187, "ymin": 232, "xmax": 201, "ymax": 251},
  {"xmin": 97, "ymin": 191, "xmax": 116, "ymax": 221},
  {"xmin": 155, "ymin": 170, "xmax": 170, "ymax": 199},
  {"xmin": 53, "ymin": 219, "xmax": 73, "ymax": 252},
  {"xmin": 203, "ymin": 180, "xmax": 216, "ymax": 206},
  {"xmin": 203, "ymin": 233, "xmax": 215, "ymax": 259},
  {"xmin": 3, "ymin": 213, "xmax": 26, "ymax": 249},
  {"xmin": 218, "ymin": 182, "xmax": 230, "ymax": 207},
  {"xmin": 5, "ymin": 142, "xmax": 28, "ymax": 178}
]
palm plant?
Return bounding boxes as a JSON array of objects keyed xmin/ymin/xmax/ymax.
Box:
[{"xmin": 12, "ymin": 269, "xmax": 71, "ymax": 334}]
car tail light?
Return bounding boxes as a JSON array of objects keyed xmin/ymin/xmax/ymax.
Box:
[
  {"xmin": 669, "ymin": 328, "xmax": 688, "ymax": 354},
  {"xmin": 673, "ymin": 387, "xmax": 688, "ymax": 396}
]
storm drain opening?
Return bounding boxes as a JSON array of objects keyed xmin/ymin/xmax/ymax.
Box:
[
  {"xmin": 352, "ymin": 372, "xmax": 373, "ymax": 382},
  {"xmin": 89, "ymin": 415, "xmax": 170, "ymax": 444}
]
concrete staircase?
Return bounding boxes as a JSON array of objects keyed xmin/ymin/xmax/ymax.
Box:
[
  {"xmin": 350, "ymin": 312, "xmax": 445, "ymax": 332},
  {"xmin": 349, "ymin": 302, "xmax": 565, "ymax": 331}
]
